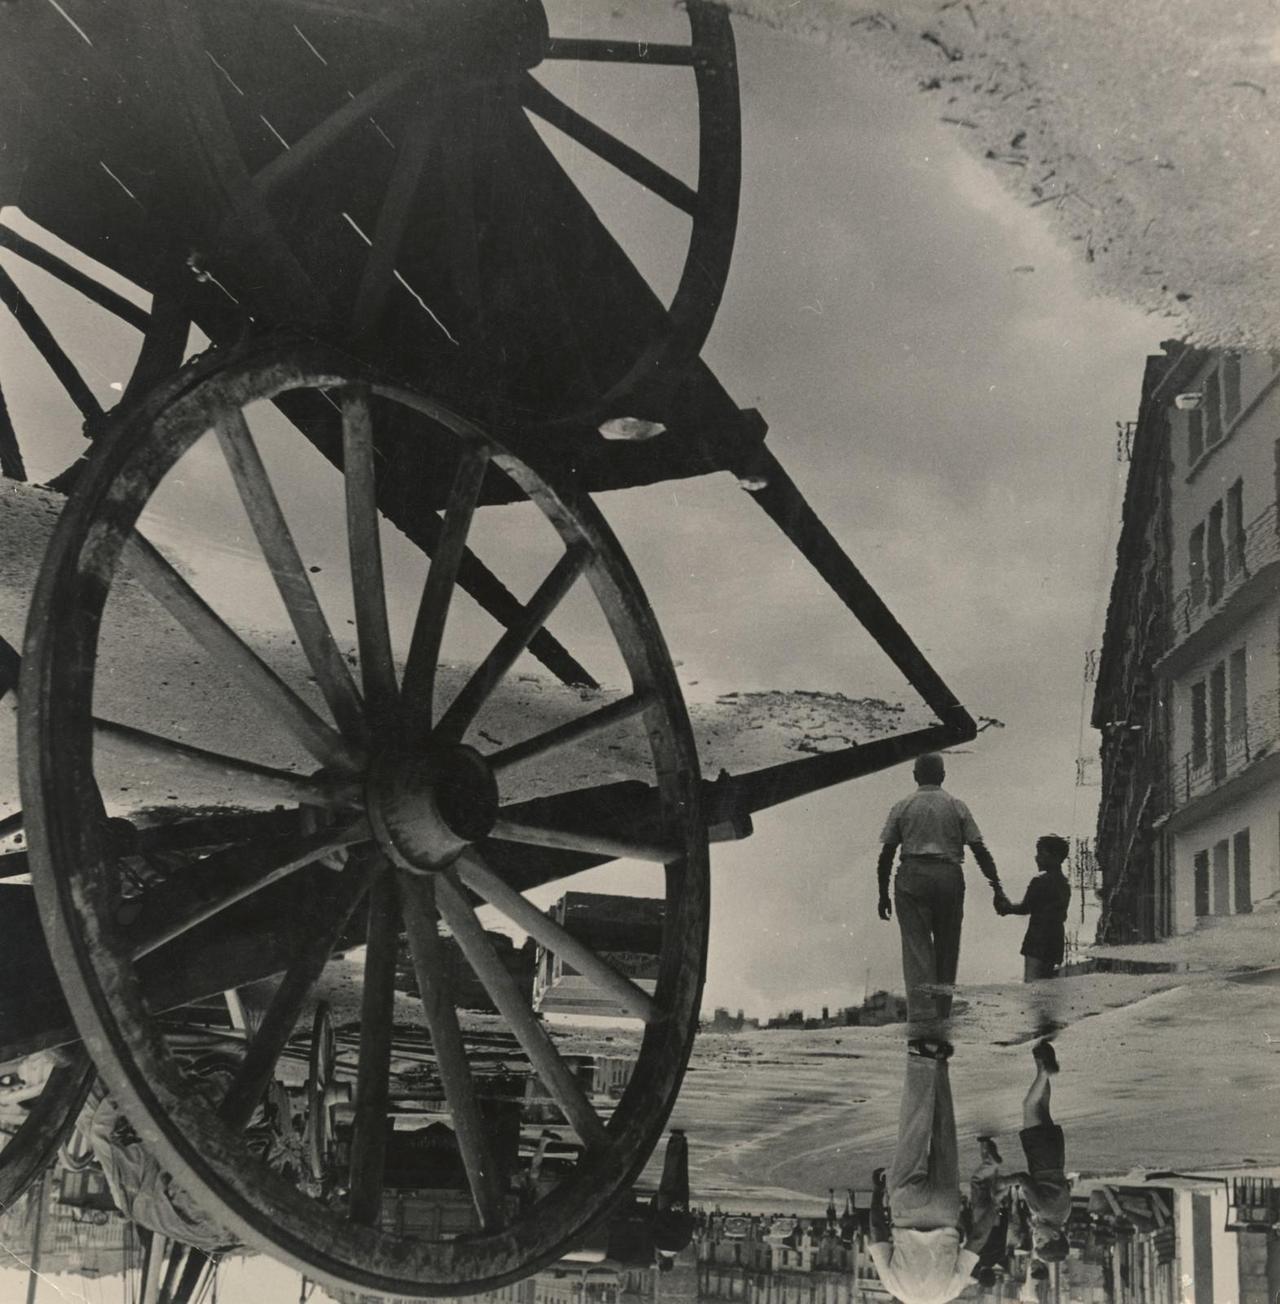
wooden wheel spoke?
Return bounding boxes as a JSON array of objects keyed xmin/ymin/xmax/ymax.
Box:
[
  {"xmin": 92, "ymin": 717, "xmax": 359, "ymax": 809},
  {"xmin": 218, "ymin": 862, "xmax": 372, "ymax": 1129},
  {"xmin": 340, "ymin": 387, "xmax": 397, "ymax": 719},
  {"xmin": 250, "ymin": 67, "xmax": 419, "ymax": 200},
  {"xmin": 0, "ymin": 264, "xmax": 104, "ymax": 421},
  {"xmin": 348, "ymin": 864, "xmax": 399, "ymax": 1225},
  {"xmin": 519, "ymin": 75, "xmax": 697, "ymax": 216},
  {"xmin": 215, "ymin": 411, "xmax": 366, "ymax": 743},
  {"xmin": 398, "ymin": 873, "xmax": 505, "ymax": 1229},
  {"xmin": 401, "ymin": 447, "xmax": 491, "ymax": 732},
  {"xmin": 456, "ymin": 851, "xmax": 661, "ymax": 1023},
  {"xmin": 0, "ymin": 381, "xmax": 25, "ymax": 482},
  {"xmin": 121, "ymin": 531, "xmax": 363, "ymax": 774},
  {"xmin": 490, "ymin": 817, "xmax": 676, "ymax": 866},
  {"xmin": 350, "ymin": 95, "xmax": 439, "ymax": 337},
  {"xmin": 131, "ymin": 817, "xmax": 371, "ymax": 960},
  {"xmin": 436, "ymin": 545, "xmax": 591, "ymax": 740},
  {"xmin": 0, "ymin": 223, "xmax": 151, "ymax": 332},
  {"xmin": 544, "ymin": 38, "xmax": 696, "ymax": 66},
  {"xmin": 434, "ymin": 874, "xmax": 608, "ymax": 1151},
  {"xmin": 488, "ymin": 691, "xmax": 652, "ymax": 776}
]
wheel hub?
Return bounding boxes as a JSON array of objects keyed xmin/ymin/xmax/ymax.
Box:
[{"xmin": 366, "ymin": 742, "xmax": 499, "ymax": 871}]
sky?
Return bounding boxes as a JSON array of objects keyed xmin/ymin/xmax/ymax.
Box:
[
  {"xmin": 523, "ymin": 6, "xmax": 1160, "ymax": 1014},
  {"xmin": 0, "ymin": 2, "xmax": 1160, "ymax": 1040}
]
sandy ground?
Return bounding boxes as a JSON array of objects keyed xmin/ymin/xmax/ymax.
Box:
[{"xmin": 711, "ymin": 0, "xmax": 1280, "ymax": 350}]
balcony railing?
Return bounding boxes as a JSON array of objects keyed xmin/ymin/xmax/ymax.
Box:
[
  {"xmin": 1172, "ymin": 502, "xmax": 1280, "ymax": 637},
  {"xmin": 1169, "ymin": 687, "xmax": 1280, "ymax": 809}
]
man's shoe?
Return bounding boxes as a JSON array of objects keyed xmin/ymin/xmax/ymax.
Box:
[
  {"xmin": 1032, "ymin": 1039, "xmax": 1060, "ymax": 1075},
  {"xmin": 908, "ymin": 1039, "xmax": 954, "ymax": 1061}
]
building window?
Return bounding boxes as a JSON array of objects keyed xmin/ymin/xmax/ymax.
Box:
[
  {"xmin": 1226, "ymin": 479, "xmax": 1245, "ymax": 578},
  {"xmin": 1190, "ymin": 680, "xmax": 1207, "ymax": 769},
  {"xmin": 1204, "ymin": 367, "xmax": 1223, "ymax": 446},
  {"xmin": 1233, "ymin": 829, "xmax": 1252, "ymax": 914},
  {"xmin": 1222, "ymin": 353, "xmax": 1242, "ymax": 427},
  {"xmin": 1212, "ymin": 839, "xmax": 1230, "ymax": 915},
  {"xmin": 1229, "ymin": 646, "xmax": 1248, "ymax": 747},
  {"xmin": 1210, "ymin": 663, "xmax": 1227, "ymax": 781},
  {"xmin": 1187, "ymin": 408, "xmax": 1204, "ymax": 465},
  {"xmin": 1188, "ymin": 523, "xmax": 1205, "ymax": 607},
  {"xmin": 1206, "ymin": 500, "xmax": 1225, "ymax": 604},
  {"xmin": 1193, "ymin": 849, "xmax": 1210, "ymax": 917}
]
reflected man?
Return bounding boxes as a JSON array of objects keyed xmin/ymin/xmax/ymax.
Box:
[
  {"xmin": 877, "ymin": 753, "xmax": 1003, "ymax": 1023},
  {"xmin": 869, "ymin": 1040, "xmax": 992, "ymax": 1303}
]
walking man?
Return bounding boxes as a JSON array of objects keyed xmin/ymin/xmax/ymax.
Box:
[
  {"xmin": 869, "ymin": 1041, "xmax": 994, "ymax": 1303},
  {"xmin": 877, "ymin": 753, "xmax": 1003, "ymax": 1024},
  {"xmin": 996, "ymin": 835, "xmax": 1073, "ymax": 980}
]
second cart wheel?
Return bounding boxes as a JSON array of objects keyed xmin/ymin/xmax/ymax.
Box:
[{"xmin": 21, "ymin": 342, "xmax": 708, "ymax": 1297}]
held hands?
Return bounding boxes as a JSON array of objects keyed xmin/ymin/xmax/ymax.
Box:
[{"xmin": 992, "ymin": 887, "xmax": 1011, "ymax": 916}]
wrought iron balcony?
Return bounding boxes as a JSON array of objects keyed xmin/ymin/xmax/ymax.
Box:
[
  {"xmin": 1168, "ymin": 687, "xmax": 1280, "ymax": 810},
  {"xmin": 1171, "ymin": 502, "xmax": 1280, "ymax": 638}
]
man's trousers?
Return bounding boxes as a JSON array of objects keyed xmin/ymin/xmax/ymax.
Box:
[
  {"xmin": 888, "ymin": 1054, "xmax": 962, "ymax": 1229},
  {"xmin": 894, "ymin": 857, "xmax": 965, "ymax": 1025}
]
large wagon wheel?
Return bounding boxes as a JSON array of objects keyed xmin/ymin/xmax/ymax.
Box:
[{"xmin": 20, "ymin": 342, "xmax": 708, "ymax": 1296}]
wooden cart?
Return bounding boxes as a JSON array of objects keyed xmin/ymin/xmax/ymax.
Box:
[{"xmin": 0, "ymin": 0, "xmax": 976, "ymax": 1297}]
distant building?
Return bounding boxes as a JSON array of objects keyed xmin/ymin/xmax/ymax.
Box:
[
  {"xmin": 0, "ymin": 1172, "xmax": 140, "ymax": 1280},
  {"xmin": 704, "ymin": 1008, "xmax": 758, "ymax": 1033},
  {"xmin": 856, "ymin": 991, "xmax": 908, "ymax": 1026},
  {"xmin": 764, "ymin": 1010, "xmax": 805, "ymax": 1030},
  {"xmin": 533, "ymin": 892, "xmax": 663, "ymax": 1019},
  {"xmin": 1095, "ymin": 344, "xmax": 1280, "ymax": 941}
]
